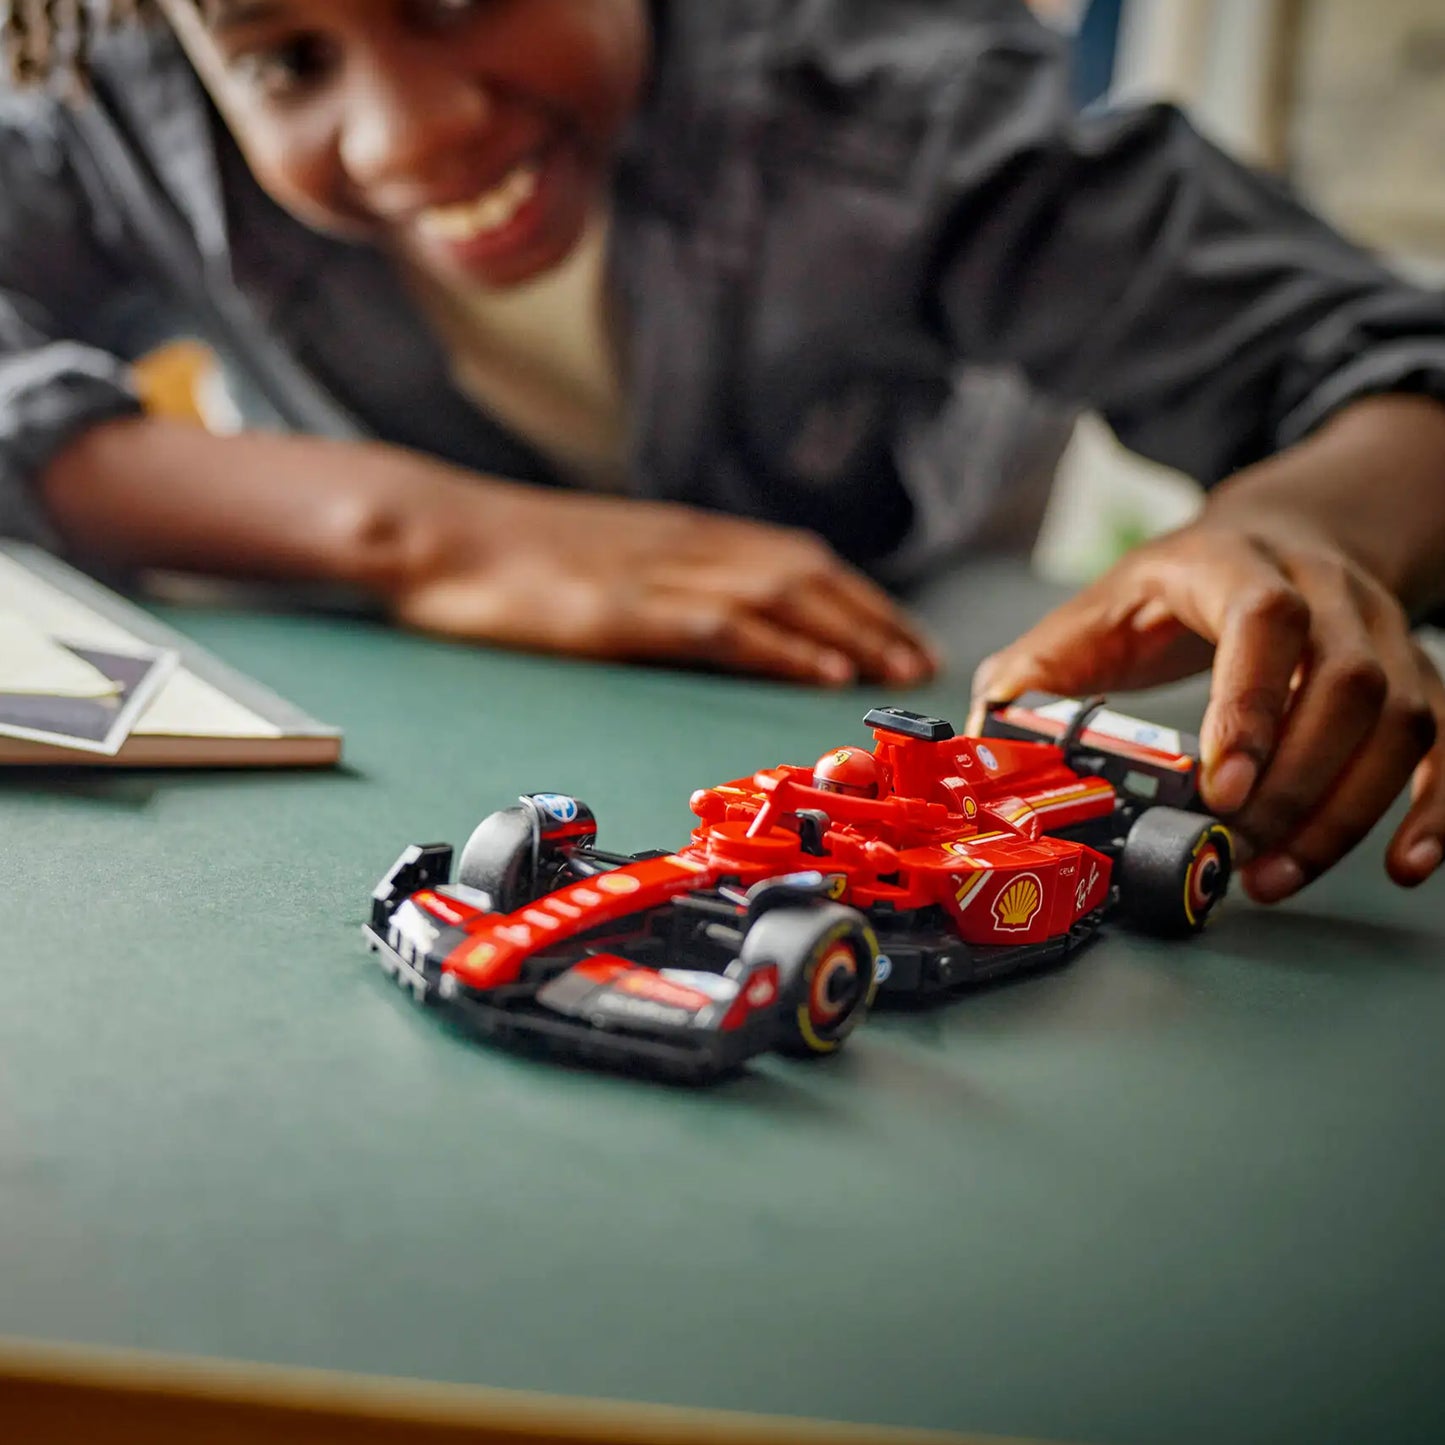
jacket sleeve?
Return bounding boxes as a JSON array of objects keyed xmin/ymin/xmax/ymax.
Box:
[
  {"xmin": 920, "ymin": 15, "xmax": 1445, "ymax": 486},
  {"xmin": 0, "ymin": 96, "xmax": 144, "ymax": 547}
]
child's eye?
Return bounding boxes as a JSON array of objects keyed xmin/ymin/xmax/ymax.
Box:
[{"xmin": 229, "ymin": 35, "xmax": 338, "ymax": 101}]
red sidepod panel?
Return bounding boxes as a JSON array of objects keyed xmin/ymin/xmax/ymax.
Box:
[{"xmin": 903, "ymin": 829, "xmax": 1113, "ymax": 946}]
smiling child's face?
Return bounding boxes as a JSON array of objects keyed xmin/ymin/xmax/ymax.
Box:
[{"xmin": 161, "ymin": 0, "xmax": 650, "ymax": 287}]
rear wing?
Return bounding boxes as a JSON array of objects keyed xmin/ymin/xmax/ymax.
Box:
[{"xmin": 981, "ymin": 693, "xmax": 1202, "ymax": 810}]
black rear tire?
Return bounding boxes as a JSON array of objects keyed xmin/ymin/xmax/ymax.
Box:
[
  {"xmin": 739, "ymin": 904, "xmax": 878, "ymax": 1058},
  {"xmin": 1117, "ymin": 807, "xmax": 1233, "ymax": 936}
]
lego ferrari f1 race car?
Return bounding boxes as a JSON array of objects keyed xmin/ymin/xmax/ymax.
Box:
[{"xmin": 365, "ymin": 695, "xmax": 1233, "ymax": 1080}]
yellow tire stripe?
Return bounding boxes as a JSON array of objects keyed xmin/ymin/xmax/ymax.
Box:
[{"xmin": 794, "ymin": 923, "xmax": 877, "ymax": 1054}]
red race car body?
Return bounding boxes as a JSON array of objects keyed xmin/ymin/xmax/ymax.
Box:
[{"xmin": 364, "ymin": 696, "xmax": 1233, "ymax": 1079}]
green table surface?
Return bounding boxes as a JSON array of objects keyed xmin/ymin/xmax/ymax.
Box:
[{"xmin": 2, "ymin": 560, "xmax": 1443, "ymax": 1445}]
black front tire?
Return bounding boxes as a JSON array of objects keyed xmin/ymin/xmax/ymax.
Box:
[
  {"xmin": 1117, "ymin": 807, "xmax": 1233, "ymax": 937},
  {"xmin": 739, "ymin": 904, "xmax": 878, "ymax": 1058},
  {"xmin": 455, "ymin": 806, "xmax": 545, "ymax": 913}
]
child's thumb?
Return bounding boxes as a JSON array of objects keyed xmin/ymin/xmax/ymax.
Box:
[
  {"xmin": 964, "ymin": 542, "xmax": 1238, "ymax": 736},
  {"xmin": 965, "ymin": 596, "xmax": 1128, "ymax": 733},
  {"xmin": 966, "ymin": 649, "xmax": 1044, "ymax": 733}
]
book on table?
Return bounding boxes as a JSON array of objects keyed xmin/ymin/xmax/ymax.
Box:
[{"xmin": 0, "ymin": 542, "xmax": 341, "ymax": 768}]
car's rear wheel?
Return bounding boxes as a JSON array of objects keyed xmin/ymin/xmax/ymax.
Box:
[
  {"xmin": 740, "ymin": 904, "xmax": 878, "ymax": 1058},
  {"xmin": 1117, "ymin": 807, "xmax": 1233, "ymax": 936}
]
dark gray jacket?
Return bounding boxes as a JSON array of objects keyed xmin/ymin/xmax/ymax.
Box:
[{"xmin": 4, "ymin": 0, "xmax": 1445, "ymax": 581}]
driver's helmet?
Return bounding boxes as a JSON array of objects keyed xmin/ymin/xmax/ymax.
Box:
[{"xmin": 812, "ymin": 746, "xmax": 881, "ymax": 798}]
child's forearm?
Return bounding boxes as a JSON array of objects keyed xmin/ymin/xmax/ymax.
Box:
[
  {"xmin": 40, "ymin": 416, "xmax": 482, "ymax": 596},
  {"xmin": 39, "ymin": 413, "xmax": 941, "ymax": 688},
  {"xmin": 1204, "ymin": 395, "xmax": 1445, "ymax": 620}
]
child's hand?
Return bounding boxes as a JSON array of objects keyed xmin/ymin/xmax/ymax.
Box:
[
  {"xmin": 386, "ymin": 482, "xmax": 938, "ymax": 688},
  {"xmin": 970, "ymin": 501, "xmax": 1445, "ymax": 901}
]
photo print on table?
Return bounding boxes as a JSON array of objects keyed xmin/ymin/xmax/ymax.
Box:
[{"xmin": 0, "ymin": 615, "xmax": 179, "ymax": 756}]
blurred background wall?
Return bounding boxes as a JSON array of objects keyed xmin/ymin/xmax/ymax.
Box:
[{"xmin": 1030, "ymin": 0, "xmax": 1445, "ymax": 582}]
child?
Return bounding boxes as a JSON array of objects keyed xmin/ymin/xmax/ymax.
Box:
[{"xmin": 2, "ymin": 0, "xmax": 1443, "ymax": 903}]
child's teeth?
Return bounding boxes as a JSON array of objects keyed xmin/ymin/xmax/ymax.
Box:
[{"xmin": 421, "ymin": 163, "xmax": 540, "ymax": 242}]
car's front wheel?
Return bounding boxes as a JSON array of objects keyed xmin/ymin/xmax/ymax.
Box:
[
  {"xmin": 1117, "ymin": 807, "xmax": 1233, "ymax": 936},
  {"xmin": 455, "ymin": 806, "xmax": 540, "ymax": 912},
  {"xmin": 455, "ymin": 795, "xmax": 598, "ymax": 913},
  {"xmin": 740, "ymin": 904, "xmax": 879, "ymax": 1057}
]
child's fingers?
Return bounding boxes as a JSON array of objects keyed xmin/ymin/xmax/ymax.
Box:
[
  {"xmin": 769, "ymin": 585, "xmax": 930, "ymax": 685},
  {"xmin": 824, "ymin": 567, "xmax": 943, "ymax": 670},
  {"xmin": 1218, "ymin": 563, "xmax": 1384, "ymax": 858},
  {"xmin": 616, "ymin": 596, "xmax": 857, "ymax": 687},
  {"xmin": 1155, "ymin": 543, "xmax": 1307, "ymax": 817},
  {"xmin": 1239, "ymin": 620, "xmax": 1433, "ymax": 901},
  {"xmin": 816, "ymin": 571, "xmax": 940, "ymax": 678},
  {"xmin": 826, "ymin": 561, "xmax": 920, "ymax": 630},
  {"xmin": 967, "ymin": 588, "xmax": 1139, "ymax": 733},
  {"xmin": 1387, "ymin": 654, "xmax": 1445, "ymax": 887},
  {"xmin": 966, "ymin": 547, "xmax": 1238, "ymax": 728},
  {"xmin": 704, "ymin": 612, "xmax": 859, "ymax": 688},
  {"xmin": 965, "ymin": 532, "xmax": 1312, "ymax": 817},
  {"xmin": 646, "ymin": 552, "xmax": 935, "ymax": 683}
]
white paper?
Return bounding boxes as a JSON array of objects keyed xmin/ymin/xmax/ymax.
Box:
[
  {"xmin": 135, "ymin": 668, "xmax": 282, "ymax": 740},
  {"xmin": 0, "ymin": 610, "xmax": 121, "ymax": 698}
]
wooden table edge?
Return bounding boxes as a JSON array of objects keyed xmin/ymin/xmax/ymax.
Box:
[{"xmin": 0, "ymin": 1335, "xmax": 1049, "ymax": 1445}]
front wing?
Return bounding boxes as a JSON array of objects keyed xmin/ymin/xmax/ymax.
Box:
[{"xmin": 363, "ymin": 919, "xmax": 780, "ymax": 1082}]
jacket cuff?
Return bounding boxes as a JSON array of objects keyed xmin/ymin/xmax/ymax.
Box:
[
  {"xmin": 1276, "ymin": 342, "xmax": 1445, "ymax": 450},
  {"xmin": 0, "ymin": 342, "xmax": 143, "ymax": 547}
]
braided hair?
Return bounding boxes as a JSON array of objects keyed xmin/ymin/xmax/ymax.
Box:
[{"xmin": 3, "ymin": 0, "xmax": 157, "ymax": 92}]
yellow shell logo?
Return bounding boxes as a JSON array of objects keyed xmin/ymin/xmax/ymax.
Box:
[
  {"xmin": 963, "ymin": 797, "xmax": 978, "ymax": 818},
  {"xmin": 993, "ymin": 873, "xmax": 1043, "ymax": 930},
  {"xmin": 598, "ymin": 872, "xmax": 642, "ymax": 896}
]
